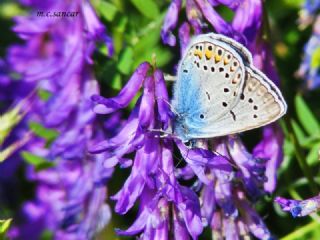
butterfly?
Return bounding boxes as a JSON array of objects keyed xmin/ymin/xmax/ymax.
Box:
[{"xmin": 171, "ymin": 33, "xmax": 287, "ymax": 143}]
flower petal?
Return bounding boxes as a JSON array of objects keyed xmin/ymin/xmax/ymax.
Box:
[{"xmin": 91, "ymin": 62, "xmax": 150, "ymax": 114}]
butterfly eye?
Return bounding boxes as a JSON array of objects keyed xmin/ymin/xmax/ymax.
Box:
[{"xmin": 199, "ymin": 114, "xmax": 205, "ymax": 119}]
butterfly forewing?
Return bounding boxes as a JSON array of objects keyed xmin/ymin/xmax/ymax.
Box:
[{"xmin": 172, "ymin": 37, "xmax": 246, "ymax": 128}]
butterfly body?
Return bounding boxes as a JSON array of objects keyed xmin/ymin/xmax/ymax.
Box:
[{"xmin": 171, "ymin": 33, "xmax": 287, "ymax": 142}]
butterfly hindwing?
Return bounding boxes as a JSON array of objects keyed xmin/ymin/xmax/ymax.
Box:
[{"xmin": 172, "ymin": 38, "xmax": 246, "ymax": 129}]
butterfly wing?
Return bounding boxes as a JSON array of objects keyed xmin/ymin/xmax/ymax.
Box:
[
  {"xmin": 187, "ymin": 66, "xmax": 287, "ymax": 139},
  {"xmin": 172, "ymin": 36, "xmax": 247, "ymax": 141},
  {"xmin": 172, "ymin": 34, "xmax": 287, "ymax": 141}
]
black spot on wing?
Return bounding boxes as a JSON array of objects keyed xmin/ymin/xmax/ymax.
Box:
[
  {"xmin": 206, "ymin": 92, "xmax": 210, "ymax": 100},
  {"xmin": 230, "ymin": 110, "xmax": 236, "ymax": 121}
]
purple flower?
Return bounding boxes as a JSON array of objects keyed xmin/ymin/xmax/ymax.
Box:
[
  {"xmin": 275, "ymin": 195, "xmax": 320, "ymax": 217},
  {"xmin": 91, "ymin": 64, "xmax": 215, "ymax": 239},
  {"xmin": 253, "ymin": 124, "xmax": 283, "ymax": 193},
  {"xmin": 1, "ymin": 0, "xmax": 114, "ymax": 238},
  {"xmin": 299, "ymin": 0, "xmax": 320, "ymax": 28},
  {"xmin": 161, "ymin": 0, "xmax": 182, "ymax": 46},
  {"xmin": 304, "ymin": 0, "xmax": 320, "ymax": 15},
  {"xmin": 91, "ymin": 60, "xmax": 275, "ymax": 239}
]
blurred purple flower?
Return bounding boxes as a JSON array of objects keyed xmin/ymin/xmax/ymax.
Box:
[
  {"xmin": 161, "ymin": 0, "xmax": 263, "ymax": 49},
  {"xmin": 299, "ymin": 0, "xmax": 320, "ymax": 27},
  {"xmin": 304, "ymin": 0, "xmax": 320, "ymax": 15},
  {"xmin": 275, "ymin": 195, "xmax": 320, "ymax": 217},
  {"xmin": 297, "ymin": 16, "xmax": 320, "ymax": 89},
  {"xmin": 1, "ymin": 0, "xmax": 114, "ymax": 238}
]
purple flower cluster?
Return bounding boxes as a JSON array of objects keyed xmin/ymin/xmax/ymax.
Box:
[
  {"xmin": 1, "ymin": 0, "xmax": 114, "ymax": 238},
  {"xmin": 91, "ymin": 60, "xmax": 274, "ymax": 239},
  {"xmin": 91, "ymin": 1, "xmax": 285, "ymax": 234}
]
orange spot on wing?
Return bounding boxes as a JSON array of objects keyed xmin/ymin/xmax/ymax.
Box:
[
  {"xmin": 205, "ymin": 49, "xmax": 212, "ymax": 60},
  {"xmin": 194, "ymin": 50, "xmax": 202, "ymax": 59}
]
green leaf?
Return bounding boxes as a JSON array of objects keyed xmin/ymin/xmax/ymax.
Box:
[
  {"xmin": 306, "ymin": 143, "xmax": 320, "ymax": 165},
  {"xmin": 111, "ymin": 73, "xmax": 122, "ymax": 90},
  {"xmin": 283, "ymin": 0, "xmax": 305, "ymax": 8},
  {"xmin": 0, "ymin": 2, "xmax": 25, "ymax": 19},
  {"xmin": 28, "ymin": 122, "xmax": 59, "ymax": 143},
  {"xmin": 295, "ymin": 95, "xmax": 320, "ymax": 136},
  {"xmin": 133, "ymin": 27, "xmax": 161, "ymax": 56},
  {"xmin": 117, "ymin": 47, "xmax": 134, "ymax": 75},
  {"xmin": 98, "ymin": 1, "xmax": 118, "ymax": 22},
  {"xmin": 291, "ymin": 119, "xmax": 306, "ymax": 145},
  {"xmin": 21, "ymin": 151, "xmax": 55, "ymax": 171},
  {"xmin": 283, "ymin": 138, "xmax": 294, "ymax": 157},
  {"xmin": 130, "ymin": 0, "xmax": 160, "ymax": 19},
  {"xmin": 0, "ymin": 219, "xmax": 12, "ymax": 234},
  {"xmin": 0, "ymin": 106, "xmax": 22, "ymax": 145},
  {"xmin": 134, "ymin": 46, "xmax": 173, "ymax": 68}
]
